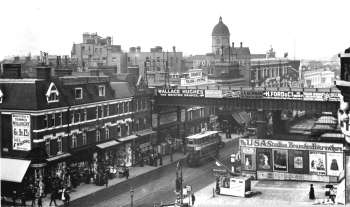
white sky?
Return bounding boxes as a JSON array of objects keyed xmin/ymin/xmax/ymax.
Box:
[{"xmin": 0, "ymin": 0, "xmax": 349, "ymax": 60}]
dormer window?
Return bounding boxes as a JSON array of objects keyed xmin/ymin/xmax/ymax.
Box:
[
  {"xmin": 75, "ymin": 88, "xmax": 83, "ymax": 99},
  {"xmin": 46, "ymin": 82, "xmax": 59, "ymax": 103},
  {"xmin": 98, "ymin": 85, "xmax": 105, "ymax": 96}
]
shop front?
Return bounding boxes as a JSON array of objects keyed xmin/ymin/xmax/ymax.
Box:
[
  {"xmin": 136, "ymin": 129, "xmax": 157, "ymax": 166},
  {"xmin": 117, "ymin": 134, "xmax": 138, "ymax": 167},
  {"xmin": 239, "ymin": 138, "xmax": 344, "ymax": 182}
]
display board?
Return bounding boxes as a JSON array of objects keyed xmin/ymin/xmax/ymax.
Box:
[
  {"xmin": 309, "ymin": 151, "xmax": 327, "ymax": 176},
  {"xmin": 241, "ymin": 147, "xmax": 256, "ymax": 171},
  {"xmin": 288, "ymin": 150, "xmax": 309, "ymax": 174},
  {"xmin": 256, "ymin": 148, "xmax": 272, "ymax": 171},
  {"xmin": 326, "ymin": 153, "xmax": 343, "ymax": 177},
  {"xmin": 273, "ymin": 149, "xmax": 288, "ymax": 172}
]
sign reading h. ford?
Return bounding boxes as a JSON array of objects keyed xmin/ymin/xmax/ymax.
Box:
[
  {"xmin": 263, "ymin": 91, "xmax": 303, "ymax": 100},
  {"xmin": 157, "ymin": 89, "xmax": 204, "ymax": 97}
]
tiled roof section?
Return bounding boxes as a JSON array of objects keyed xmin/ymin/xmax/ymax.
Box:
[
  {"xmin": 110, "ymin": 82, "xmax": 134, "ymax": 99},
  {"xmin": 231, "ymin": 47, "xmax": 251, "ymax": 56}
]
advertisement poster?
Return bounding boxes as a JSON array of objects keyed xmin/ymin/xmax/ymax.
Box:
[
  {"xmin": 256, "ymin": 148, "xmax": 272, "ymax": 171},
  {"xmin": 309, "ymin": 151, "xmax": 326, "ymax": 176},
  {"xmin": 327, "ymin": 153, "xmax": 343, "ymax": 177},
  {"xmin": 125, "ymin": 143, "xmax": 132, "ymax": 167},
  {"xmin": 273, "ymin": 149, "xmax": 288, "ymax": 172},
  {"xmin": 241, "ymin": 147, "xmax": 256, "ymax": 171},
  {"xmin": 288, "ymin": 150, "xmax": 309, "ymax": 174},
  {"xmin": 12, "ymin": 114, "xmax": 31, "ymax": 151}
]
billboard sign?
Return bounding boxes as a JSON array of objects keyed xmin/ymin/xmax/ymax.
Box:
[
  {"xmin": 263, "ymin": 91, "xmax": 303, "ymax": 100},
  {"xmin": 157, "ymin": 89, "xmax": 204, "ymax": 97},
  {"xmin": 12, "ymin": 114, "xmax": 31, "ymax": 151}
]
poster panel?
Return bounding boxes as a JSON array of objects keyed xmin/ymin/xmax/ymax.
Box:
[
  {"xmin": 327, "ymin": 153, "xmax": 343, "ymax": 177},
  {"xmin": 256, "ymin": 148, "xmax": 272, "ymax": 171},
  {"xmin": 309, "ymin": 151, "xmax": 326, "ymax": 176},
  {"xmin": 12, "ymin": 114, "xmax": 31, "ymax": 151},
  {"xmin": 241, "ymin": 147, "xmax": 256, "ymax": 171},
  {"xmin": 288, "ymin": 150, "xmax": 309, "ymax": 174},
  {"xmin": 273, "ymin": 149, "xmax": 288, "ymax": 172}
]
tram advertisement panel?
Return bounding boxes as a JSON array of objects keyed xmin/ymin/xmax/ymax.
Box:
[
  {"xmin": 288, "ymin": 150, "xmax": 309, "ymax": 174},
  {"xmin": 309, "ymin": 151, "xmax": 326, "ymax": 176},
  {"xmin": 326, "ymin": 153, "xmax": 343, "ymax": 176},
  {"xmin": 273, "ymin": 149, "xmax": 288, "ymax": 172},
  {"xmin": 256, "ymin": 148, "xmax": 272, "ymax": 171},
  {"xmin": 241, "ymin": 147, "xmax": 256, "ymax": 171}
]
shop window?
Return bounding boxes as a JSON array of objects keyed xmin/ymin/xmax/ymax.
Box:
[
  {"xmin": 106, "ymin": 127, "xmax": 110, "ymax": 139},
  {"xmin": 57, "ymin": 137, "xmax": 62, "ymax": 154},
  {"xmin": 72, "ymin": 134, "xmax": 77, "ymax": 148},
  {"xmin": 75, "ymin": 88, "xmax": 83, "ymax": 99},
  {"xmin": 44, "ymin": 139, "xmax": 50, "ymax": 156},
  {"xmin": 98, "ymin": 85, "xmax": 105, "ymax": 96},
  {"xmin": 82, "ymin": 132, "xmax": 87, "ymax": 145},
  {"xmin": 46, "ymin": 82, "xmax": 59, "ymax": 103},
  {"xmin": 83, "ymin": 109, "xmax": 87, "ymax": 121},
  {"xmin": 96, "ymin": 130, "xmax": 100, "ymax": 142}
]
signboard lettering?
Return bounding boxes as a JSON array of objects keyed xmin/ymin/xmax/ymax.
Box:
[
  {"xmin": 12, "ymin": 114, "xmax": 31, "ymax": 151},
  {"xmin": 157, "ymin": 89, "xmax": 204, "ymax": 97},
  {"xmin": 239, "ymin": 138, "xmax": 343, "ymax": 153}
]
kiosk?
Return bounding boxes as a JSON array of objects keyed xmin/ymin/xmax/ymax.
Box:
[{"xmin": 218, "ymin": 176, "xmax": 251, "ymax": 197}]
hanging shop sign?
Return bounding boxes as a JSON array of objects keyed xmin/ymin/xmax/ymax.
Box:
[
  {"xmin": 309, "ymin": 151, "xmax": 327, "ymax": 176},
  {"xmin": 12, "ymin": 114, "xmax": 31, "ymax": 151},
  {"xmin": 326, "ymin": 153, "xmax": 343, "ymax": 177},
  {"xmin": 239, "ymin": 138, "xmax": 343, "ymax": 153},
  {"xmin": 157, "ymin": 89, "xmax": 204, "ymax": 97}
]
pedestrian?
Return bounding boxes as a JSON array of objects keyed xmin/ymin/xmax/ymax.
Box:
[
  {"xmin": 104, "ymin": 173, "xmax": 109, "ymax": 188},
  {"xmin": 309, "ymin": 184, "xmax": 315, "ymax": 200},
  {"xmin": 329, "ymin": 186, "xmax": 336, "ymax": 203},
  {"xmin": 38, "ymin": 196, "xmax": 43, "ymax": 207},
  {"xmin": 191, "ymin": 193, "xmax": 196, "ymax": 206},
  {"xmin": 49, "ymin": 189, "xmax": 58, "ymax": 206},
  {"xmin": 125, "ymin": 167, "xmax": 129, "ymax": 179},
  {"xmin": 159, "ymin": 152, "xmax": 163, "ymax": 166}
]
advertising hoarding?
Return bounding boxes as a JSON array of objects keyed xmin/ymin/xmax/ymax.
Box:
[
  {"xmin": 241, "ymin": 147, "xmax": 256, "ymax": 171},
  {"xmin": 273, "ymin": 149, "xmax": 288, "ymax": 172},
  {"xmin": 256, "ymin": 148, "xmax": 272, "ymax": 171},
  {"xmin": 12, "ymin": 114, "xmax": 31, "ymax": 151},
  {"xmin": 288, "ymin": 150, "xmax": 309, "ymax": 174},
  {"xmin": 309, "ymin": 151, "xmax": 326, "ymax": 176},
  {"xmin": 326, "ymin": 153, "xmax": 343, "ymax": 177},
  {"xmin": 157, "ymin": 89, "xmax": 204, "ymax": 97}
]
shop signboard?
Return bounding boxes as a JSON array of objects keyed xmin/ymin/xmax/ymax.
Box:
[
  {"xmin": 157, "ymin": 88, "xmax": 204, "ymax": 97},
  {"xmin": 205, "ymin": 89, "xmax": 223, "ymax": 98},
  {"xmin": 222, "ymin": 90, "xmax": 241, "ymax": 98},
  {"xmin": 326, "ymin": 153, "xmax": 343, "ymax": 177},
  {"xmin": 256, "ymin": 148, "xmax": 272, "ymax": 171},
  {"xmin": 273, "ymin": 149, "xmax": 288, "ymax": 172},
  {"xmin": 309, "ymin": 151, "xmax": 326, "ymax": 176},
  {"xmin": 239, "ymin": 138, "xmax": 343, "ymax": 153},
  {"xmin": 288, "ymin": 150, "xmax": 309, "ymax": 174},
  {"xmin": 241, "ymin": 147, "xmax": 256, "ymax": 171},
  {"xmin": 12, "ymin": 114, "xmax": 31, "ymax": 151},
  {"xmin": 263, "ymin": 91, "xmax": 303, "ymax": 100}
]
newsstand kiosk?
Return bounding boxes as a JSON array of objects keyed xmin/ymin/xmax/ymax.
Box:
[{"xmin": 218, "ymin": 176, "xmax": 251, "ymax": 197}]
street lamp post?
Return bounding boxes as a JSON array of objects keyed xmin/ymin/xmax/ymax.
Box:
[{"xmin": 130, "ymin": 187, "xmax": 134, "ymax": 207}]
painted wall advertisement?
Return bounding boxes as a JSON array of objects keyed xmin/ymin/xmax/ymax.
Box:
[
  {"xmin": 256, "ymin": 148, "xmax": 272, "ymax": 171},
  {"xmin": 326, "ymin": 153, "xmax": 343, "ymax": 177},
  {"xmin": 241, "ymin": 147, "xmax": 256, "ymax": 171},
  {"xmin": 273, "ymin": 149, "xmax": 288, "ymax": 172},
  {"xmin": 12, "ymin": 114, "xmax": 31, "ymax": 151},
  {"xmin": 288, "ymin": 150, "xmax": 309, "ymax": 174},
  {"xmin": 309, "ymin": 151, "xmax": 326, "ymax": 176}
]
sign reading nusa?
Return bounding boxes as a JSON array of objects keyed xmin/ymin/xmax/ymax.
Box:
[{"xmin": 12, "ymin": 114, "xmax": 31, "ymax": 151}]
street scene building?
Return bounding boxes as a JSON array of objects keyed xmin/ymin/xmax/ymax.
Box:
[{"xmin": 0, "ymin": 3, "xmax": 349, "ymax": 207}]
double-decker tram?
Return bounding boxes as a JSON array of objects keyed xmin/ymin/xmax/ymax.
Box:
[{"xmin": 185, "ymin": 130, "xmax": 222, "ymax": 167}]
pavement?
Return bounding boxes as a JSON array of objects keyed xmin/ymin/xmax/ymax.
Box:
[{"xmin": 3, "ymin": 133, "xmax": 241, "ymax": 207}]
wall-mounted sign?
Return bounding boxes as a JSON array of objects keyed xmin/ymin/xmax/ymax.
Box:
[
  {"xmin": 12, "ymin": 114, "xmax": 31, "ymax": 151},
  {"xmin": 157, "ymin": 89, "xmax": 204, "ymax": 97},
  {"xmin": 239, "ymin": 138, "xmax": 343, "ymax": 153},
  {"xmin": 309, "ymin": 151, "xmax": 326, "ymax": 176},
  {"xmin": 263, "ymin": 91, "xmax": 303, "ymax": 100}
]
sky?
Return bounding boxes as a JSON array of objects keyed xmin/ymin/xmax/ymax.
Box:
[{"xmin": 0, "ymin": 0, "xmax": 349, "ymax": 60}]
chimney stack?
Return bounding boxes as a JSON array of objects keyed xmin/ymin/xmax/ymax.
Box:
[
  {"xmin": 35, "ymin": 67, "xmax": 52, "ymax": 79},
  {"xmin": 232, "ymin": 42, "xmax": 234, "ymax": 48},
  {"xmin": 173, "ymin": 46, "xmax": 176, "ymax": 52},
  {"xmin": 136, "ymin": 46, "xmax": 141, "ymax": 53},
  {"xmin": 2, "ymin": 63, "xmax": 22, "ymax": 79},
  {"xmin": 240, "ymin": 42, "xmax": 243, "ymax": 48}
]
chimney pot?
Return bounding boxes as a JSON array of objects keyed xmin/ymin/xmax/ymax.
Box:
[{"xmin": 240, "ymin": 42, "xmax": 243, "ymax": 48}]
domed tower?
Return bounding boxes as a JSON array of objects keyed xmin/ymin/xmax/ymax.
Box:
[{"xmin": 212, "ymin": 16, "xmax": 230, "ymax": 55}]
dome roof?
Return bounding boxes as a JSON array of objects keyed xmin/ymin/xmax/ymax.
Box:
[{"xmin": 212, "ymin": 17, "xmax": 230, "ymax": 36}]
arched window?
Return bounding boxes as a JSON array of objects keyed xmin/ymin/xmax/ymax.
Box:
[{"xmin": 46, "ymin": 82, "xmax": 59, "ymax": 103}]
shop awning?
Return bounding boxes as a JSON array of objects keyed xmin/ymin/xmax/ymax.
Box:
[
  {"xmin": 136, "ymin": 129, "xmax": 156, "ymax": 137},
  {"xmin": 96, "ymin": 140, "xmax": 121, "ymax": 149},
  {"xmin": 46, "ymin": 153, "xmax": 72, "ymax": 162},
  {"xmin": 117, "ymin": 134, "xmax": 138, "ymax": 142},
  {"xmin": 0, "ymin": 158, "xmax": 31, "ymax": 183}
]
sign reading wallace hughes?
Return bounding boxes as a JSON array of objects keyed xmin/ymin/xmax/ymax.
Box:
[
  {"xmin": 239, "ymin": 138, "xmax": 343, "ymax": 153},
  {"xmin": 157, "ymin": 88, "xmax": 204, "ymax": 97},
  {"xmin": 12, "ymin": 114, "xmax": 31, "ymax": 151}
]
